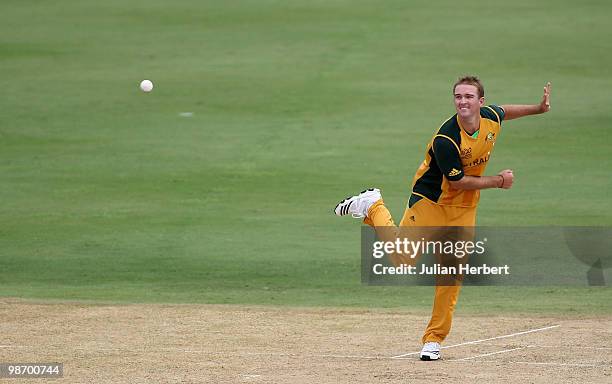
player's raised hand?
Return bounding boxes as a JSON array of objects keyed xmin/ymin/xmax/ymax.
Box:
[{"xmin": 539, "ymin": 82, "xmax": 551, "ymax": 113}]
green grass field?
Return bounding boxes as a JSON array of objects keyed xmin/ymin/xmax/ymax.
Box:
[{"xmin": 1, "ymin": 0, "xmax": 611, "ymax": 314}]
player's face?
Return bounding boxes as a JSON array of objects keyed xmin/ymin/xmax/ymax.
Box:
[{"xmin": 453, "ymin": 84, "xmax": 484, "ymax": 119}]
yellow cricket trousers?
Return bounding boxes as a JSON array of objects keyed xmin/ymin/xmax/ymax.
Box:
[{"xmin": 363, "ymin": 195, "xmax": 477, "ymax": 344}]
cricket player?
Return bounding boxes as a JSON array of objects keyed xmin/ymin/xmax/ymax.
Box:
[{"xmin": 334, "ymin": 76, "xmax": 552, "ymax": 360}]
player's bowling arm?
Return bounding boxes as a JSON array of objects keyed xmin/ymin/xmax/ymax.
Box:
[{"xmin": 448, "ymin": 174, "xmax": 506, "ymax": 190}]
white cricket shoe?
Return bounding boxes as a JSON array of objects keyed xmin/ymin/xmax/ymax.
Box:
[
  {"xmin": 333, "ymin": 188, "xmax": 381, "ymax": 219},
  {"xmin": 420, "ymin": 342, "xmax": 441, "ymax": 361}
]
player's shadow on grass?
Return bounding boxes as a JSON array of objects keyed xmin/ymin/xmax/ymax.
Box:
[{"xmin": 564, "ymin": 227, "xmax": 612, "ymax": 286}]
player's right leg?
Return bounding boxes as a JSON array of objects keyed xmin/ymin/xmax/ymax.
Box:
[
  {"xmin": 334, "ymin": 188, "xmax": 381, "ymax": 218},
  {"xmin": 333, "ymin": 188, "xmax": 396, "ymax": 227},
  {"xmin": 334, "ymin": 188, "xmax": 417, "ymax": 268}
]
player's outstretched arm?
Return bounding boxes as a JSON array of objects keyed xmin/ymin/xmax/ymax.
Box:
[{"xmin": 501, "ymin": 82, "xmax": 551, "ymax": 120}]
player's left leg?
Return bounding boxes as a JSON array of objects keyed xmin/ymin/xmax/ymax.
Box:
[
  {"xmin": 419, "ymin": 205, "xmax": 477, "ymax": 360},
  {"xmin": 421, "ymin": 283, "xmax": 462, "ymax": 344},
  {"xmin": 419, "ymin": 282, "xmax": 461, "ymax": 361}
]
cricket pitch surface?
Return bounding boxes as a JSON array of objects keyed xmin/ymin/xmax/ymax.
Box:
[{"xmin": 1, "ymin": 299, "xmax": 610, "ymax": 383}]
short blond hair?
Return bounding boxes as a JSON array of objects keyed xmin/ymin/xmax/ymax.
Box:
[{"xmin": 453, "ymin": 76, "xmax": 484, "ymax": 98}]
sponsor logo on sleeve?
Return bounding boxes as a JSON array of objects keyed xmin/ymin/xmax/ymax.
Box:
[{"xmin": 448, "ymin": 168, "xmax": 462, "ymax": 177}]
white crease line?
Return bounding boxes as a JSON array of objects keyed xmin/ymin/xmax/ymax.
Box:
[
  {"xmin": 527, "ymin": 345, "xmax": 612, "ymax": 350},
  {"xmin": 450, "ymin": 346, "xmax": 525, "ymax": 361},
  {"xmin": 463, "ymin": 343, "xmax": 612, "ymax": 350},
  {"xmin": 466, "ymin": 360, "xmax": 610, "ymax": 368},
  {"xmin": 2, "ymin": 345, "xmax": 609, "ymax": 368},
  {"xmin": 391, "ymin": 324, "xmax": 560, "ymax": 359},
  {"xmin": 311, "ymin": 353, "xmax": 384, "ymax": 360},
  {"xmin": 246, "ymin": 352, "xmax": 385, "ymax": 360},
  {"xmin": 0, "ymin": 346, "xmax": 385, "ymax": 360}
]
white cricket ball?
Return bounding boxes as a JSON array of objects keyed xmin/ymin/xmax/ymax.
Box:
[{"xmin": 140, "ymin": 79, "xmax": 153, "ymax": 92}]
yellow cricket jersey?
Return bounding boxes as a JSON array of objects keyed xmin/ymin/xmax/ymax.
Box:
[{"xmin": 410, "ymin": 105, "xmax": 505, "ymax": 207}]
